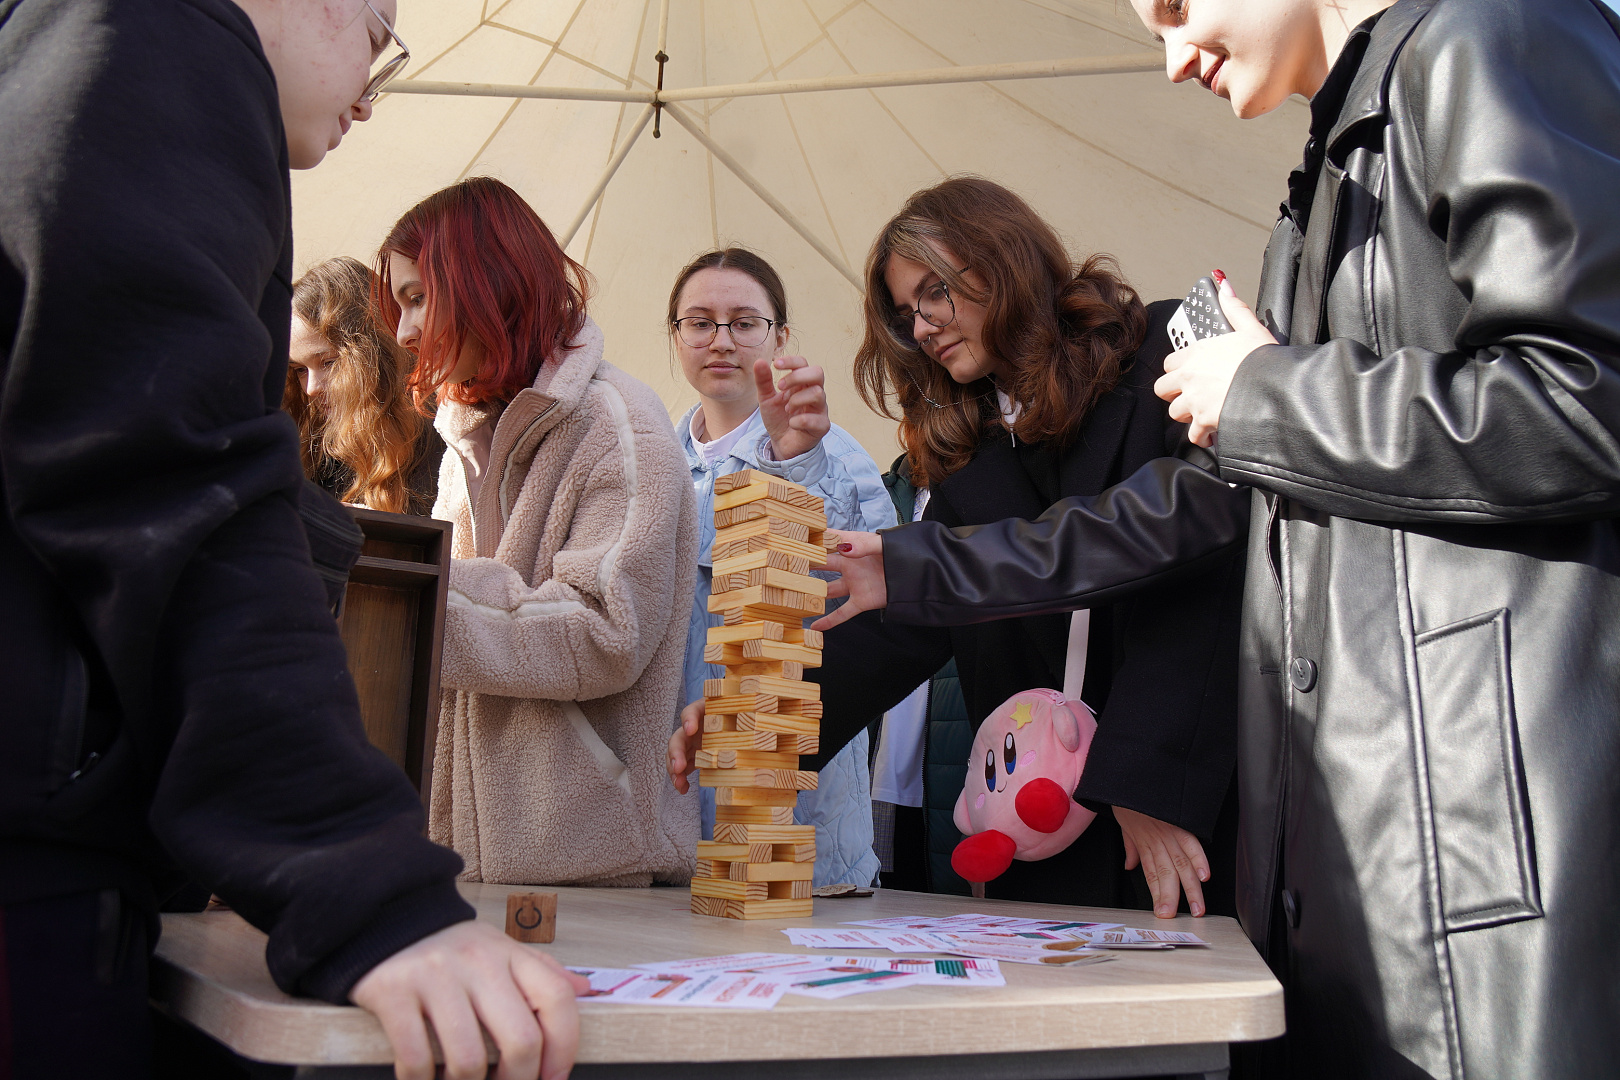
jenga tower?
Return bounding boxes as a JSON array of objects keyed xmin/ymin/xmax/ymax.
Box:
[{"xmin": 690, "ymin": 469, "xmax": 831, "ymax": 920}]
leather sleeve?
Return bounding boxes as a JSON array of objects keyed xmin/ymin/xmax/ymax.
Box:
[
  {"xmin": 1216, "ymin": 2, "xmax": 1620, "ymax": 523},
  {"xmin": 881, "ymin": 454, "xmax": 1251, "ymax": 627}
]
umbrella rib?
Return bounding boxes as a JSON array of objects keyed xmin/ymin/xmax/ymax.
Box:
[
  {"xmin": 559, "ymin": 104, "xmax": 657, "ymax": 248},
  {"xmin": 387, "ymin": 51, "xmax": 1163, "ymax": 105},
  {"xmin": 663, "ymin": 103, "xmax": 862, "ymax": 292}
]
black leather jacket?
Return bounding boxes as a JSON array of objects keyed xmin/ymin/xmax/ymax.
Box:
[{"xmin": 882, "ymin": 1, "xmax": 1620, "ymax": 1076}]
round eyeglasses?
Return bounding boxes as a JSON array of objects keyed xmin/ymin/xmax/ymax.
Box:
[
  {"xmin": 672, "ymin": 316, "xmax": 776, "ymax": 349},
  {"xmin": 360, "ymin": 0, "xmax": 410, "ymax": 102},
  {"xmin": 888, "ymin": 269, "xmax": 968, "ymax": 349}
]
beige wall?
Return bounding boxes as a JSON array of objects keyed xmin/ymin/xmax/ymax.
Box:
[{"xmin": 292, "ymin": 0, "xmax": 1308, "ymax": 466}]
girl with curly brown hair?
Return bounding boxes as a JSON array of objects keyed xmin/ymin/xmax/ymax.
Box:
[
  {"xmin": 284, "ymin": 255, "xmax": 443, "ymax": 515},
  {"xmin": 672, "ymin": 176, "xmax": 1249, "ymax": 916}
]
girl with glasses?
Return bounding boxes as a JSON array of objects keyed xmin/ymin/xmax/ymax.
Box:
[
  {"xmin": 377, "ymin": 177, "xmax": 700, "ymax": 890},
  {"xmin": 666, "ymin": 248, "xmax": 895, "ymax": 888},
  {"xmin": 671, "ymin": 177, "xmax": 1250, "ymax": 919}
]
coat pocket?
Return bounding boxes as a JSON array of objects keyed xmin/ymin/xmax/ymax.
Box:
[{"xmin": 1413, "ymin": 609, "xmax": 1541, "ymax": 932}]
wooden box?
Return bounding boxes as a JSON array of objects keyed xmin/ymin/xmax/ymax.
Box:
[{"xmin": 338, "ymin": 508, "xmax": 451, "ymax": 805}]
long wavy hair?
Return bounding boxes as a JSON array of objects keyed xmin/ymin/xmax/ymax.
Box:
[
  {"xmin": 376, "ymin": 177, "xmax": 590, "ymax": 407},
  {"xmin": 283, "ymin": 256, "xmax": 427, "ymax": 514},
  {"xmin": 853, "ymin": 177, "xmax": 1147, "ymax": 488}
]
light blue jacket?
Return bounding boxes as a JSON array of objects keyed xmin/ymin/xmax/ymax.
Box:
[{"xmin": 678, "ymin": 404, "xmax": 896, "ymax": 887}]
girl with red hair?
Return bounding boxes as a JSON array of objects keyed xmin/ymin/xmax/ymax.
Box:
[{"xmin": 378, "ymin": 177, "xmax": 699, "ymax": 886}]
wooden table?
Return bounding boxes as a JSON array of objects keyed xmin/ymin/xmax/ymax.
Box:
[{"xmin": 151, "ymin": 883, "xmax": 1283, "ymax": 1079}]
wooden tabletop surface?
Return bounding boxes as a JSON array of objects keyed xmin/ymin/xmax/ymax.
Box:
[{"xmin": 151, "ymin": 882, "xmax": 1283, "ymax": 1068}]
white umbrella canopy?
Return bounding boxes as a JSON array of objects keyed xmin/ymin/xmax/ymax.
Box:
[{"xmin": 292, "ymin": 0, "xmax": 1307, "ymax": 461}]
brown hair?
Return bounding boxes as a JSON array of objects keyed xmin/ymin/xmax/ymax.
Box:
[
  {"xmin": 667, "ymin": 247, "xmax": 789, "ymax": 329},
  {"xmin": 284, "ymin": 256, "xmax": 428, "ymax": 514},
  {"xmin": 853, "ymin": 177, "xmax": 1147, "ymax": 488}
]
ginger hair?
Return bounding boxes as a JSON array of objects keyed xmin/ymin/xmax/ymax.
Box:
[{"xmin": 283, "ymin": 256, "xmax": 427, "ymax": 514}]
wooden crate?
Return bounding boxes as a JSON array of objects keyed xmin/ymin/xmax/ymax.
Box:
[{"xmin": 338, "ymin": 508, "xmax": 450, "ymax": 805}]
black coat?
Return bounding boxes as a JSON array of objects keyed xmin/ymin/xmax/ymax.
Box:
[
  {"xmin": 879, "ymin": 1, "xmax": 1620, "ymax": 1075},
  {"xmin": 811, "ymin": 302, "xmax": 1248, "ymax": 910},
  {"xmin": 0, "ymin": 0, "xmax": 469, "ymax": 1002}
]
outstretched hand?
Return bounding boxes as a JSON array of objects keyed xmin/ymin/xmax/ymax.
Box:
[
  {"xmin": 350, "ymin": 919, "xmax": 589, "ymax": 1080},
  {"xmin": 667, "ymin": 698, "xmax": 704, "ymax": 794},
  {"xmin": 755, "ymin": 355, "xmax": 830, "ymax": 462},
  {"xmin": 812, "ymin": 530, "xmax": 887, "ymax": 632},
  {"xmin": 1114, "ymin": 806, "xmax": 1211, "ymax": 919},
  {"xmin": 1153, "ymin": 273, "xmax": 1277, "ymax": 448}
]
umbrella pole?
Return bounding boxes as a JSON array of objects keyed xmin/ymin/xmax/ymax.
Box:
[
  {"xmin": 560, "ymin": 103, "xmax": 657, "ymax": 248},
  {"xmin": 652, "ymin": 0, "xmax": 670, "ymax": 138},
  {"xmin": 663, "ymin": 103, "xmax": 862, "ymax": 292}
]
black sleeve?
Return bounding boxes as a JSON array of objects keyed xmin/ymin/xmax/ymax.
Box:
[
  {"xmin": 804, "ymin": 611, "xmax": 953, "ymax": 772},
  {"xmin": 1074, "ymin": 548, "xmax": 1244, "ymax": 837},
  {"xmin": 881, "ymin": 452, "xmax": 1251, "ymax": 627},
  {"xmin": 1216, "ymin": 0, "xmax": 1620, "ymax": 523},
  {"xmin": 0, "ymin": 0, "xmax": 469, "ymax": 1000}
]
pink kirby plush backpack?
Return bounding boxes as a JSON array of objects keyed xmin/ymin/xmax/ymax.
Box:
[{"xmin": 950, "ymin": 688, "xmax": 1098, "ymax": 886}]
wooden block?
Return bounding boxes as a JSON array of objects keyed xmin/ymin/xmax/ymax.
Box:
[
  {"xmin": 723, "ymin": 604, "xmax": 811, "ymax": 626},
  {"xmin": 698, "ymin": 768, "xmax": 818, "ymax": 791},
  {"xmin": 696, "ymin": 729, "xmax": 778, "ymax": 751},
  {"xmin": 711, "ymin": 549, "xmax": 812, "ymax": 578},
  {"xmin": 690, "ymin": 876, "xmax": 768, "ymax": 901},
  {"xmin": 713, "ymin": 822, "xmax": 815, "ymax": 843},
  {"xmin": 739, "ymin": 675, "xmax": 820, "ymax": 701},
  {"xmin": 773, "ymin": 842, "xmax": 817, "ymax": 862},
  {"xmin": 738, "ymin": 711, "xmax": 819, "ymax": 736},
  {"xmin": 712, "ymin": 532, "xmax": 828, "ymax": 569},
  {"xmin": 689, "ymin": 895, "xmax": 815, "ymax": 920},
  {"xmin": 701, "ymin": 712, "xmax": 737, "ymax": 734},
  {"xmin": 706, "ymin": 676, "xmax": 819, "ymax": 702},
  {"xmin": 703, "ymin": 694, "xmax": 778, "ymax": 715},
  {"xmin": 708, "ymin": 585, "xmax": 825, "ymax": 618},
  {"xmin": 714, "ymin": 469, "xmax": 809, "ymax": 499},
  {"xmin": 779, "ymin": 879, "xmax": 813, "ymax": 900},
  {"xmin": 704, "ymin": 640, "xmax": 821, "ymax": 667},
  {"xmin": 715, "ymin": 497, "xmax": 827, "ymax": 532},
  {"xmin": 714, "ymin": 805, "xmax": 796, "ymax": 825},
  {"xmin": 723, "ymin": 660, "xmax": 804, "ymax": 681},
  {"xmin": 776, "ymin": 699, "xmax": 823, "ymax": 719},
  {"xmin": 779, "ymin": 732, "xmax": 819, "ymax": 754},
  {"xmin": 694, "ymin": 748, "xmax": 800, "ymax": 770},
  {"xmin": 744, "ymin": 639, "xmax": 822, "ymax": 666},
  {"xmin": 712, "ymin": 567, "xmax": 828, "ymax": 599},
  {"xmin": 504, "ymin": 892, "xmax": 557, "ymax": 944},
  {"xmin": 714, "ymin": 786, "xmax": 799, "ymax": 807},
  {"xmin": 696, "ymin": 840, "xmax": 774, "ymax": 863},
  {"xmin": 714, "ymin": 516, "xmax": 811, "ymax": 546},
  {"xmin": 713, "ymin": 477, "xmax": 815, "ymax": 513},
  {"xmin": 728, "ymin": 860, "xmax": 815, "ymax": 882},
  {"xmin": 799, "ymin": 628, "xmax": 823, "ymax": 649},
  {"xmin": 694, "ymin": 859, "xmax": 725, "ymax": 879},
  {"xmin": 706, "ymin": 621, "xmax": 785, "ymax": 645}
]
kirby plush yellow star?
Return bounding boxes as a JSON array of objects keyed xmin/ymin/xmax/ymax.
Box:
[{"xmin": 1012, "ymin": 701, "xmax": 1035, "ymax": 728}]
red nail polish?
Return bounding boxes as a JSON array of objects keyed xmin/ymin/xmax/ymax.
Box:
[
  {"xmin": 838, "ymin": 543, "xmax": 853, "ymax": 552},
  {"xmin": 1211, "ymin": 269, "xmax": 1227, "ymax": 284}
]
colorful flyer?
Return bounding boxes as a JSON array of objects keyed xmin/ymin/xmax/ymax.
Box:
[
  {"xmin": 570, "ymin": 966, "xmax": 786, "ymax": 1009},
  {"xmin": 781, "ymin": 927, "xmax": 956, "ymax": 953}
]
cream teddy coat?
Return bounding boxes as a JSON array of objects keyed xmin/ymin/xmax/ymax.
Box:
[{"xmin": 428, "ymin": 317, "xmax": 699, "ymax": 885}]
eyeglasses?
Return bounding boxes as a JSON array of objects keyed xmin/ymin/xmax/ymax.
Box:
[
  {"xmin": 887, "ymin": 268, "xmax": 969, "ymax": 349},
  {"xmin": 360, "ymin": 0, "xmax": 410, "ymax": 102},
  {"xmin": 672, "ymin": 316, "xmax": 776, "ymax": 349}
]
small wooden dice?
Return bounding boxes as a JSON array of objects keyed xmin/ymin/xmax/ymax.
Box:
[{"xmin": 504, "ymin": 892, "xmax": 558, "ymax": 943}]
